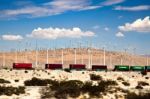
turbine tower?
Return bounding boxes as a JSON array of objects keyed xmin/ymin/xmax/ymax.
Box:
[
  {"xmin": 61, "ymin": 48, "xmax": 64, "ymax": 65},
  {"xmin": 74, "ymin": 48, "xmax": 76, "ymax": 64},
  {"xmin": 46, "ymin": 48, "xmax": 49, "ymax": 64},
  {"xmin": 35, "ymin": 40, "xmax": 38, "ymax": 69},
  {"xmin": 103, "ymin": 47, "xmax": 106, "ymax": 65}
]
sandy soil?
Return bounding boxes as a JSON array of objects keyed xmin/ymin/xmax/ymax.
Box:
[{"xmin": 0, "ymin": 69, "xmax": 150, "ymax": 99}]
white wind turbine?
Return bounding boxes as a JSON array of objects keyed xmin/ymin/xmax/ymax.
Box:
[
  {"xmin": 3, "ymin": 50, "xmax": 5, "ymax": 68},
  {"xmin": 103, "ymin": 45, "xmax": 106, "ymax": 65},
  {"xmin": 35, "ymin": 40, "xmax": 38, "ymax": 69},
  {"xmin": 61, "ymin": 48, "xmax": 64, "ymax": 65}
]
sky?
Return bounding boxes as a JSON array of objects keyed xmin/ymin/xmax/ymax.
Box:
[{"xmin": 0, "ymin": 0, "xmax": 150, "ymax": 55}]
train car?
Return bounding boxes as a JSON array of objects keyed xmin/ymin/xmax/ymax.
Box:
[
  {"xmin": 45, "ymin": 64, "xmax": 63, "ymax": 70},
  {"xmin": 145, "ymin": 66, "xmax": 150, "ymax": 72},
  {"xmin": 130, "ymin": 66, "xmax": 145, "ymax": 71},
  {"xmin": 92, "ymin": 65, "xmax": 107, "ymax": 71},
  {"xmin": 114, "ymin": 65, "xmax": 130, "ymax": 71},
  {"xmin": 13, "ymin": 63, "xmax": 32, "ymax": 69},
  {"xmin": 69, "ymin": 64, "xmax": 86, "ymax": 70}
]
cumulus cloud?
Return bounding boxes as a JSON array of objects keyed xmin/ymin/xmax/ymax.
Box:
[
  {"xmin": 27, "ymin": 27, "xmax": 95, "ymax": 39},
  {"xmin": 118, "ymin": 16, "xmax": 150, "ymax": 32},
  {"xmin": 116, "ymin": 32, "xmax": 124, "ymax": 37},
  {"xmin": 115, "ymin": 5, "xmax": 150, "ymax": 11},
  {"xmin": 2, "ymin": 34, "xmax": 23, "ymax": 41}
]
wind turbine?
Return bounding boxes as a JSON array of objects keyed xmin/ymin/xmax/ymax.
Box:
[
  {"xmin": 133, "ymin": 48, "xmax": 136, "ymax": 66},
  {"xmin": 120, "ymin": 50, "xmax": 123, "ymax": 65},
  {"xmin": 35, "ymin": 40, "xmax": 38, "ymax": 69},
  {"xmin": 98, "ymin": 45, "xmax": 101, "ymax": 65},
  {"xmin": 15, "ymin": 49, "xmax": 18, "ymax": 63},
  {"xmin": 61, "ymin": 48, "xmax": 64, "ymax": 65},
  {"xmin": 81, "ymin": 41, "xmax": 85, "ymax": 64},
  {"xmin": 108, "ymin": 43, "xmax": 113, "ymax": 68},
  {"xmin": 87, "ymin": 41, "xmax": 93, "ymax": 69},
  {"xmin": 2, "ymin": 50, "xmax": 5, "ymax": 68},
  {"xmin": 90, "ymin": 43, "xmax": 93, "ymax": 67},
  {"xmin": 146, "ymin": 56, "xmax": 149, "ymax": 66},
  {"xmin": 109, "ymin": 51, "xmax": 112, "ymax": 67},
  {"xmin": 74, "ymin": 48, "xmax": 77, "ymax": 64},
  {"xmin": 146, "ymin": 51, "xmax": 149, "ymax": 66},
  {"xmin": 25, "ymin": 42, "xmax": 28, "ymax": 63},
  {"xmin": 88, "ymin": 48, "xmax": 91, "ymax": 69},
  {"xmin": 46, "ymin": 48, "xmax": 49, "ymax": 64},
  {"xmin": 103, "ymin": 46, "xmax": 106, "ymax": 65}
]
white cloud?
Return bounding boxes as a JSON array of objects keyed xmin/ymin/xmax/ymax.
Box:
[
  {"xmin": 101, "ymin": 0, "xmax": 125, "ymax": 6},
  {"xmin": 104, "ymin": 27, "xmax": 109, "ymax": 31},
  {"xmin": 79, "ymin": 5, "xmax": 102, "ymax": 11},
  {"xmin": 115, "ymin": 5, "xmax": 150, "ymax": 11},
  {"xmin": 0, "ymin": 0, "xmax": 101, "ymax": 19},
  {"xmin": 27, "ymin": 27, "xmax": 95, "ymax": 39},
  {"xmin": 116, "ymin": 32, "xmax": 124, "ymax": 37},
  {"xmin": 2, "ymin": 6, "xmax": 49, "ymax": 18},
  {"xmin": 45, "ymin": 0, "xmax": 101, "ymax": 11},
  {"xmin": 2, "ymin": 34, "xmax": 23, "ymax": 41},
  {"xmin": 0, "ymin": 0, "xmax": 126, "ymax": 19},
  {"xmin": 118, "ymin": 16, "xmax": 150, "ymax": 32}
]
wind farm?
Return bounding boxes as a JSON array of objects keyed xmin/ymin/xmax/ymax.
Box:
[
  {"xmin": 0, "ymin": 0, "xmax": 150, "ymax": 99},
  {"xmin": 0, "ymin": 46, "xmax": 149, "ymax": 70}
]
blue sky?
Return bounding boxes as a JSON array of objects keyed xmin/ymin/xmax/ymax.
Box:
[{"xmin": 0, "ymin": 0, "xmax": 150, "ymax": 54}]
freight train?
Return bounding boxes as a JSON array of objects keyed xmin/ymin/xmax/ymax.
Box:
[{"xmin": 11, "ymin": 63, "xmax": 150, "ymax": 72}]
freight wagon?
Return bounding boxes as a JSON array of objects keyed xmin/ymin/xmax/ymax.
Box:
[
  {"xmin": 92, "ymin": 65, "xmax": 107, "ymax": 71},
  {"xmin": 130, "ymin": 66, "xmax": 145, "ymax": 71},
  {"xmin": 45, "ymin": 64, "xmax": 63, "ymax": 70},
  {"xmin": 69, "ymin": 64, "xmax": 86, "ymax": 70},
  {"xmin": 114, "ymin": 65, "xmax": 130, "ymax": 71},
  {"xmin": 145, "ymin": 66, "xmax": 150, "ymax": 72},
  {"xmin": 13, "ymin": 63, "xmax": 32, "ymax": 69}
]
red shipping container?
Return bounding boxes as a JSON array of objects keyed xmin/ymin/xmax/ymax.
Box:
[
  {"xmin": 45, "ymin": 64, "xmax": 62, "ymax": 69},
  {"xmin": 13, "ymin": 63, "xmax": 32, "ymax": 69},
  {"xmin": 69, "ymin": 64, "xmax": 86, "ymax": 70},
  {"xmin": 92, "ymin": 65, "xmax": 107, "ymax": 71}
]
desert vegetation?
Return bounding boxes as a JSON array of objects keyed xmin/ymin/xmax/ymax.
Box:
[
  {"xmin": 0, "ymin": 86, "xmax": 25, "ymax": 96},
  {"xmin": 122, "ymin": 81, "xmax": 130, "ymax": 86},
  {"xmin": 24, "ymin": 77, "xmax": 56, "ymax": 86},
  {"xmin": 64, "ymin": 68, "xmax": 71, "ymax": 73},
  {"xmin": 90, "ymin": 74, "xmax": 102, "ymax": 81},
  {"xmin": 40, "ymin": 79, "xmax": 118, "ymax": 98},
  {"xmin": 125, "ymin": 92, "xmax": 150, "ymax": 99},
  {"xmin": 0, "ymin": 78, "xmax": 10, "ymax": 83},
  {"xmin": 138, "ymin": 81, "xmax": 149, "ymax": 86},
  {"xmin": 117, "ymin": 77, "xmax": 124, "ymax": 81}
]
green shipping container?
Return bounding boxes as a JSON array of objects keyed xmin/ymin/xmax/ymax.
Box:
[
  {"xmin": 114, "ymin": 65, "xmax": 130, "ymax": 71},
  {"xmin": 130, "ymin": 66, "xmax": 145, "ymax": 71},
  {"xmin": 145, "ymin": 66, "xmax": 150, "ymax": 71}
]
